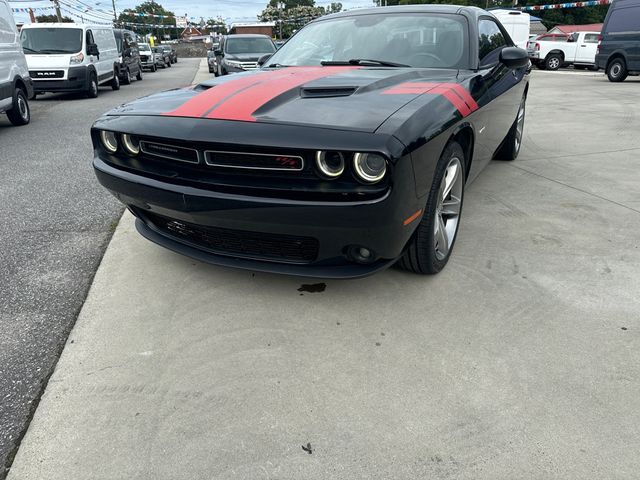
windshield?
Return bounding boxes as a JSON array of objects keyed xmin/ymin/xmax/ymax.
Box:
[
  {"xmin": 21, "ymin": 28, "xmax": 83, "ymax": 54},
  {"xmin": 139, "ymin": 44, "xmax": 151, "ymax": 52},
  {"xmin": 225, "ymin": 37, "xmax": 276, "ymax": 55},
  {"xmin": 267, "ymin": 13, "xmax": 469, "ymax": 69}
]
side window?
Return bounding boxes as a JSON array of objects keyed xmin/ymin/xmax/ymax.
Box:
[
  {"xmin": 86, "ymin": 30, "xmax": 95, "ymax": 46},
  {"xmin": 478, "ymin": 18, "xmax": 507, "ymax": 67},
  {"xmin": 584, "ymin": 33, "xmax": 599, "ymax": 44},
  {"xmin": 606, "ymin": 7, "xmax": 640, "ymax": 33}
]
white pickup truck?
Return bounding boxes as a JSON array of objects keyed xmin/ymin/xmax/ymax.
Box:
[{"xmin": 527, "ymin": 31, "xmax": 600, "ymax": 70}]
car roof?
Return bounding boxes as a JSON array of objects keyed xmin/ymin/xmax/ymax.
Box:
[
  {"xmin": 21, "ymin": 23, "xmax": 110, "ymax": 29},
  {"xmin": 319, "ymin": 4, "xmax": 486, "ymax": 21},
  {"xmin": 224, "ymin": 34, "xmax": 272, "ymax": 39}
]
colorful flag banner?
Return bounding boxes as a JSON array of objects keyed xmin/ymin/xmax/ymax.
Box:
[{"xmin": 521, "ymin": 0, "xmax": 611, "ymax": 11}]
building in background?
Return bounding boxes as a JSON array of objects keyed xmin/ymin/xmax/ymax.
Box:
[
  {"xmin": 549, "ymin": 23, "xmax": 603, "ymax": 34},
  {"xmin": 229, "ymin": 22, "xmax": 275, "ymax": 37}
]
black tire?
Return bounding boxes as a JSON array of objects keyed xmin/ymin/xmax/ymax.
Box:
[
  {"xmin": 167, "ymin": 60, "xmax": 171, "ymax": 68},
  {"xmin": 607, "ymin": 58, "xmax": 628, "ymax": 82},
  {"xmin": 152, "ymin": 64, "xmax": 157, "ymax": 72},
  {"xmin": 495, "ymin": 95, "xmax": 526, "ymax": 161},
  {"xmin": 122, "ymin": 68, "xmax": 132, "ymax": 85},
  {"xmin": 87, "ymin": 72, "xmax": 99, "ymax": 98},
  {"xmin": 111, "ymin": 72, "xmax": 120, "ymax": 90},
  {"xmin": 545, "ymin": 54, "xmax": 562, "ymax": 71},
  {"xmin": 6, "ymin": 87, "xmax": 30, "ymax": 126},
  {"xmin": 208, "ymin": 68, "xmax": 214, "ymax": 73},
  {"xmin": 574, "ymin": 64, "xmax": 586, "ymax": 70},
  {"xmin": 397, "ymin": 141, "xmax": 466, "ymax": 275},
  {"xmin": 136, "ymin": 66, "xmax": 143, "ymax": 81}
]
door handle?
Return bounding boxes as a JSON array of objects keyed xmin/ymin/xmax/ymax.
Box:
[{"xmin": 580, "ymin": 45, "xmax": 587, "ymax": 47}]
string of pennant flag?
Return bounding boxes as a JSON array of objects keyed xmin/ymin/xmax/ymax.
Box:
[
  {"xmin": 520, "ymin": 0, "xmax": 611, "ymax": 11},
  {"xmin": 11, "ymin": 6, "xmax": 55, "ymax": 13}
]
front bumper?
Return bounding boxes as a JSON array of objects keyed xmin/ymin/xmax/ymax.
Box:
[
  {"xmin": 93, "ymin": 152, "xmax": 423, "ymax": 278},
  {"xmin": 32, "ymin": 66, "xmax": 89, "ymax": 93}
]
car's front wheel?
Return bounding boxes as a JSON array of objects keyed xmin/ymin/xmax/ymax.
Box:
[
  {"xmin": 6, "ymin": 87, "xmax": 30, "ymax": 126},
  {"xmin": 111, "ymin": 71, "xmax": 120, "ymax": 90},
  {"xmin": 607, "ymin": 58, "xmax": 628, "ymax": 82},
  {"xmin": 545, "ymin": 54, "xmax": 562, "ymax": 70},
  {"xmin": 136, "ymin": 66, "xmax": 143, "ymax": 81},
  {"xmin": 398, "ymin": 141, "xmax": 465, "ymax": 274}
]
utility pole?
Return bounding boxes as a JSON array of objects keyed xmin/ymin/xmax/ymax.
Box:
[
  {"xmin": 50, "ymin": 0, "xmax": 63, "ymax": 22},
  {"xmin": 112, "ymin": 0, "xmax": 117, "ymax": 22}
]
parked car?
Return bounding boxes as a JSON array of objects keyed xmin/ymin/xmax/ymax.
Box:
[
  {"xmin": 531, "ymin": 33, "xmax": 569, "ymax": 42},
  {"xmin": 160, "ymin": 45, "xmax": 177, "ymax": 64},
  {"xmin": 596, "ymin": 0, "xmax": 640, "ymax": 82},
  {"xmin": 213, "ymin": 34, "xmax": 277, "ymax": 75},
  {"xmin": 138, "ymin": 43, "xmax": 159, "ymax": 72},
  {"xmin": 274, "ymin": 40, "xmax": 286, "ymax": 49},
  {"xmin": 21, "ymin": 23, "xmax": 120, "ymax": 98},
  {"xmin": 527, "ymin": 31, "xmax": 600, "ymax": 70},
  {"xmin": 207, "ymin": 49, "xmax": 217, "ymax": 73},
  {"xmin": 153, "ymin": 46, "xmax": 171, "ymax": 68},
  {"xmin": 114, "ymin": 29, "xmax": 142, "ymax": 84},
  {"xmin": 91, "ymin": 5, "xmax": 530, "ymax": 278},
  {"xmin": 491, "ymin": 9, "xmax": 530, "ymax": 50},
  {"xmin": 0, "ymin": 0, "xmax": 33, "ymax": 125}
]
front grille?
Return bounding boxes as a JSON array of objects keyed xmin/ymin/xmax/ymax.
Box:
[
  {"xmin": 204, "ymin": 150, "xmax": 304, "ymax": 171},
  {"xmin": 240, "ymin": 62, "xmax": 258, "ymax": 70},
  {"xmin": 31, "ymin": 70, "xmax": 64, "ymax": 79},
  {"xmin": 140, "ymin": 141, "xmax": 199, "ymax": 164},
  {"xmin": 146, "ymin": 213, "xmax": 319, "ymax": 264}
]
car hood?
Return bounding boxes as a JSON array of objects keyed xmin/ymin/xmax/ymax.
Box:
[{"xmin": 108, "ymin": 66, "xmax": 462, "ymax": 133}]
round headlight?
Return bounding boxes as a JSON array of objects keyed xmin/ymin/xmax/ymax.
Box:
[
  {"xmin": 121, "ymin": 134, "xmax": 140, "ymax": 155},
  {"xmin": 353, "ymin": 153, "xmax": 387, "ymax": 183},
  {"xmin": 100, "ymin": 130, "xmax": 118, "ymax": 153},
  {"xmin": 315, "ymin": 151, "xmax": 345, "ymax": 179}
]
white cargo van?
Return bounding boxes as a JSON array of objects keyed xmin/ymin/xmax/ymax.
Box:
[
  {"xmin": 20, "ymin": 23, "xmax": 120, "ymax": 98},
  {"xmin": 491, "ymin": 9, "xmax": 530, "ymax": 51},
  {"xmin": 0, "ymin": 0, "xmax": 33, "ymax": 125}
]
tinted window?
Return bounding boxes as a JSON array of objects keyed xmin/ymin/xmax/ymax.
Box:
[
  {"xmin": 478, "ymin": 18, "xmax": 506, "ymax": 66},
  {"xmin": 21, "ymin": 28, "xmax": 83, "ymax": 54},
  {"xmin": 266, "ymin": 13, "xmax": 469, "ymax": 69},
  {"xmin": 225, "ymin": 37, "xmax": 275, "ymax": 55},
  {"xmin": 606, "ymin": 7, "xmax": 640, "ymax": 33},
  {"xmin": 584, "ymin": 33, "xmax": 599, "ymax": 43}
]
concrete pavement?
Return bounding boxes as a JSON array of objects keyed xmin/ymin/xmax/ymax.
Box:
[
  {"xmin": 6, "ymin": 69, "xmax": 640, "ymax": 479},
  {"xmin": 0, "ymin": 58, "xmax": 201, "ymax": 479}
]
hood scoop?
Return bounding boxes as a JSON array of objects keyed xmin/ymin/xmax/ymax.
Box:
[{"xmin": 300, "ymin": 86, "xmax": 357, "ymax": 98}]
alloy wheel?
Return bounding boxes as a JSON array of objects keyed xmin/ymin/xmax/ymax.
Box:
[
  {"xmin": 17, "ymin": 94, "xmax": 29, "ymax": 121},
  {"xmin": 434, "ymin": 157, "xmax": 463, "ymax": 260},
  {"xmin": 515, "ymin": 98, "xmax": 526, "ymax": 153}
]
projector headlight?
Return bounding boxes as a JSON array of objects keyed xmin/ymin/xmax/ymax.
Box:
[
  {"xmin": 121, "ymin": 134, "xmax": 140, "ymax": 155},
  {"xmin": 100, "ymin": 130, "xmax": 118, "ymax": 153},
  {"xmin": 353, "ymin": 153, "xmax": 387, "ymax": 184},
  {"xmin": 315, "ymin": 151, "xmax": 345, "ymax": 179}
]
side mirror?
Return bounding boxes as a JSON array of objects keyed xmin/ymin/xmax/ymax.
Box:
[
  {"xmin": 257, "ymin": 54, "xmax": 272, "ymax": 67},
  {"xmin": 214, "ymin": 49, "xmax": 222, "ymax": 56},
  {"xmin": 87, "ymin": 43, "xmax": 99, "ymax": 56},
  {"xmin": 499, "ymin": 47, "xmax": 529, "ymax": 69}
]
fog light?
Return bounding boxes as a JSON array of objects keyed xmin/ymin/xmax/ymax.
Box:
[
  {"xmin": 100, "ymin": 130, "xmax": 118, "ymax": 153},
  {"xmin": 316, "ymin": 150, "xmax": 345, "ymax": 178},
  {"xmin": 353, "ymin": 152, "xmax": 387, "ymax": 183},
  {"xmin": 347, "ymin": 245, "xmax": 376, "ymax": 264},
  {"xmin": 121, "ymin": 134, "xmax": 140, "ymax": 155}
]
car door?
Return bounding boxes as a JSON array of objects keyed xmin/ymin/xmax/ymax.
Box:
[
  {"xmin": 575, "ymin": 33, "xmax": 599, "ymax": 63},
  {"xmin": 473, "ymin": 17, "xmax": 524, "ymax": 160},
  {"xmin": 0, "ymin": 0, "xmax": 16, "ymax": 106},
  {"xmin": 123, "ymin": 32, "xmax": 134, "ymax": 72},
  {"xmin": 85, "ymin": 29, "xmax": 102, "ymax": 76}
]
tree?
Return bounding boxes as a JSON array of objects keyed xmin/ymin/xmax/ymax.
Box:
[
  {"xmin": 36, "ymin": 14, "xmax": 72, "ymax": 23},
  {"xmin": 206, "ymin": 18, "xmax": 228, "ymax": 35},
  {"xmin": 260, "ymin": 0, "xmax": 336, "ymax": 38},
  {"xmin": 269, "ymin": 0, "xmax": 315, "ymax": 9},
  {"xmin": 117, "ymin": 1, "xmax": 176, "ymax": 38}
]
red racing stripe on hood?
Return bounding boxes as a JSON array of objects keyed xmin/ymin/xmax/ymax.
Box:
[
  {"xmin": 164, "ymin": 67, "xmax": 357, "ymax": 121},
  {"xmin": 383, "ymin": 82, "xmax": 479, "ymax": 117}
]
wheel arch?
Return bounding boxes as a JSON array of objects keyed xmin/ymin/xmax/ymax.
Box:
[
  {"xmin": 546, "ymin": 49, "xmax": 565, "ymax": 60},
  {"xmin": 448, "ymin": 123, "xmax": 475, "ymax": 181},
  {"xmin": 606, "ymin": 52, "xmax": 627, "ymax": 69}
]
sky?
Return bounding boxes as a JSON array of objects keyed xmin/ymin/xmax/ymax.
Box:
[{"xmin": 10, "ymin": 0, "xmax": 377, "ymax": 25}]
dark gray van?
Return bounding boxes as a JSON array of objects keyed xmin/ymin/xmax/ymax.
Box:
[
  {"xmin": 596, "ymin": 0, "xmax": 640, "ymax": 82},
  {"xmin": 114, "ymin": 29, "xmax": 143, "ymax": 84}
]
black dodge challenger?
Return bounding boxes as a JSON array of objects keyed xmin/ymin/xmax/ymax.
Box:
[{"xmin": 92, "ymin": 5, "xmax": 530, "ymax": 278}]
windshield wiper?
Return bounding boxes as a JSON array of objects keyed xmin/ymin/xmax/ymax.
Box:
[
  {"xmin": 38, "ymin": 49, "xmax": 73, "ymax": 54},
  {"xmin": 267, "ymin": 63, "xmax": 292, "ymax": 68},
  {"xmin": 22, "ymin": 47, "xmax": 39, "ymax": 54},
  {"xmin": 321, "ymin": 58, "xmax": 410, "ymax": 67}
]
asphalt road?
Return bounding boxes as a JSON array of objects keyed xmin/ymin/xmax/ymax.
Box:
[
  {"xmin": 0, "ymin": 58, "xmax": 200, "ymax": 478},
  {"xmin": 5, "ymin": 69, "xmax": 640, "ymax": 479}
]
